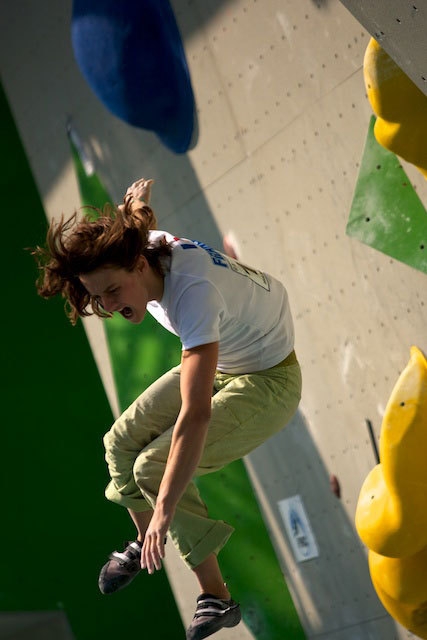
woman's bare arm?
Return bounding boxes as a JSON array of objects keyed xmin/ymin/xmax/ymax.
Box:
[{"xmin": 141, "ymin": 341, "xmax": 219, "ymax": 573}]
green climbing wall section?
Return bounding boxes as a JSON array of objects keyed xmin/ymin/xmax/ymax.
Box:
[
  {"xmin": 347, "ymin": 116, "xmax": 427, "ymax": 273},
  {"xmin": 69, "ymin": 136, "xmax": 306, "ymax": 639},
  {"xmin": 0, "ymin": 82, "xmax": 182, "ymax": 639}
]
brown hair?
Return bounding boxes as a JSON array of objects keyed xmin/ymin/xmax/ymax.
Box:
[{"xmin": 32, "ymin": 198, "xmax": 171, "ymax": 325}]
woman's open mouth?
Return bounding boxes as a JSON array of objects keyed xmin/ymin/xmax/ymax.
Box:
[{"xmin": 121, "ymin": 306, "xmax": 133, "ymax": 319}]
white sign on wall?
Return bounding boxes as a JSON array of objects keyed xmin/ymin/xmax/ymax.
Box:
[{"xmin": 277, "ymin": 494, "xmax": 319, "ymax": 563}]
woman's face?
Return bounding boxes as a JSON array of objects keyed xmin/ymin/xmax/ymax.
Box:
[{"xmin": 79, "ymin": 258, "xmax": 161, "ymax": 324}]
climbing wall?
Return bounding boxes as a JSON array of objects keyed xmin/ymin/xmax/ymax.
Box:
[{"xmin": 1, "ymin": 0, "xmax": 426, "ymax": 639}]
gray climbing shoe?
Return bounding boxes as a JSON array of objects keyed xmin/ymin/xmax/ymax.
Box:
[
  {"xmin": 98, "ymin": 540, "xmax": 142, "ymax": 594},
  {"xmin": 186, "ymin": 593, "xmax": 241, "ymax": 640}
]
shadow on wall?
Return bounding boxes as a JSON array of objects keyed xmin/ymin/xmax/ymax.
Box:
[
  {"xmin": 246, "ymin": 409, "xmax": 400, "ymax": 639},
  {"xmin": 88, "ymin": 0, "xmax": 241, "ymax": 247},
  {"xmin": 0, "ymin": 0, "xmax": 235, "ymax": 250},
  {"xmin": 310, "ymin": 0, "xmax": 330, "ymax": 7}
]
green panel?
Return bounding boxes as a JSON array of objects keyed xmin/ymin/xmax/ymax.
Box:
[
  {"xmin": 346, "ymin": 116, "xmax": 427, "ymax": 274},
  {"xmin": 70, "ymin": 129, "xmax": 305, "ymax": 639},
  {"xmin": 68, "ymin": 134, "xmax": 184, "ymax": 633},
  {"xmin": 105, "ymin": 313, "xmax": 182, "ymax": 409},
  {"xmin": 0, "ymin": 82, "xmax": 182, "ymax": 639}
]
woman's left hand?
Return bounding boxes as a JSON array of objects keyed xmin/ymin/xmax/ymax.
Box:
[{"xmin": 141, "ymin": 507, "xmax": 173, "ymax": 573}]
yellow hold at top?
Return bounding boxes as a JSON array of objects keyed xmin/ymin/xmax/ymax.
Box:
[
  {"xmin": 355, "ymin": 346, "xmax": 427, "ymax": 639},
  {"xmin": 364, "ymin": 37, "xmax": 427, "ymax": 179}
]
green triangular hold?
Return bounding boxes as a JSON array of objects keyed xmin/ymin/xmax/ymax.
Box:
[{"xmin": 346, "ymin": 116, "xmax": 427, "ymax": 274}]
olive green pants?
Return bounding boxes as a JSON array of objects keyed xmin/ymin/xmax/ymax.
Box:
[{"xmin": 104, "ymin": 354, "xmax": 302, "ymax": 568}]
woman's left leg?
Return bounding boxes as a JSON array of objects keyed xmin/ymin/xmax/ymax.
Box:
[{"xmin": 182, "ymin": 361, "xmax": 301, "ymax": 639}]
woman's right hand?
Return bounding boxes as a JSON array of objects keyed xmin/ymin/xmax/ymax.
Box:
[{"xmin": 124, "ymin": 178, "xmax": 154, "ymax": 206}]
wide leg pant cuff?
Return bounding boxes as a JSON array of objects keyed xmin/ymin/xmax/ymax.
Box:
[
  {"xmin": 104, "ymin": 480, "xmax": 151, "ymax": 513},
  {"xmin": 182, "ymin": 520, "xmax": 235, "ymax": 569}
]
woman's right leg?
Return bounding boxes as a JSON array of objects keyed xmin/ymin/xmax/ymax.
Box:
[
  {"xmin": 103, "ymin": 365, "xmax": 182, "ymax": 512},
  {"xmin": 128, "ymin": 508, "xmax": 154, "ymax": 543}
]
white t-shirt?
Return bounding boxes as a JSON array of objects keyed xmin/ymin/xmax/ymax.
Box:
[{"xmin": 147, "ymin": 231, "xmax": 295, "ymax": 374}]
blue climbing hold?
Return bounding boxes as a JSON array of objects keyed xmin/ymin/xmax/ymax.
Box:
[{"xmin": 71, "ymin": 0, "xmax": 197, "ymax": 153}]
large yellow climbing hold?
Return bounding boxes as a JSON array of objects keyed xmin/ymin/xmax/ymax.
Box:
[
  {"xmin": 370, "ymin": 554, "xmax": 427, "ymax": 640},
  {"xmin": 355, "ymin": 347, "xmax": 427, "ymax": 638},
  {"xmin": 356, "ymin": 346, "xmax": 427, "ymax": 557},
  {"xmin": 369, "ymin": 546, "xmax": 427, "ymax": 605},
  {"xmin": 364, "ymin": 37, "xmax": 427, "ymax": 179}
]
